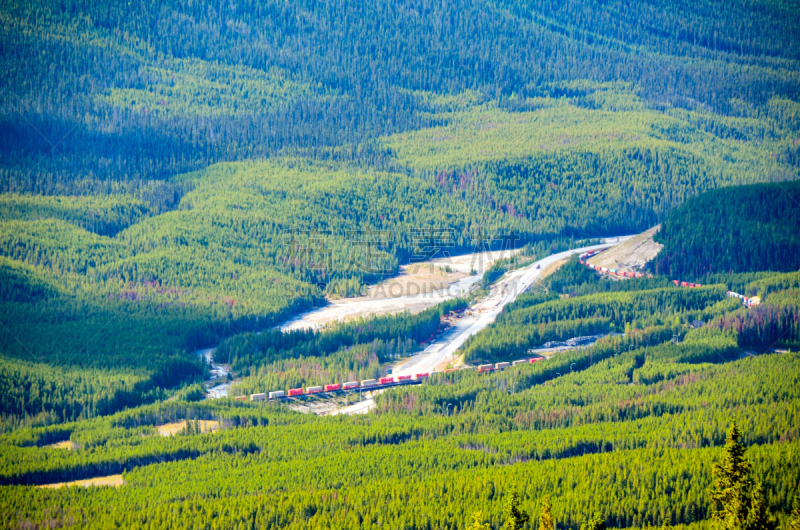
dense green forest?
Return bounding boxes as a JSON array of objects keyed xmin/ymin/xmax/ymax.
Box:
[
  {"xmin": 2, "ymin": 0, "xmax": 800, "ymax": 429},
  {"xmin": 1, "ymin": 0, "xmax": 800, "ymax": 526},
  {"xmin": 3, "ymin": 180, "xmax": 800, "ymax": 528},
  {"xmin": 462, "ymin": 242, "xmax": 800, "ymax": 364},
  {"xmin": 3, "ymin": 0, "xmax": 799, "ymax": 191},
  {"xmin": 3, "ymin": 105, "xmax": 799, "ymax": 426},
  {"xmin": 652, "ymin": 180, "xmax": 800, "ymax": 278},
  {"xmin": 0, "ymin": 270, "xmax": 798, "ymax": 528}
]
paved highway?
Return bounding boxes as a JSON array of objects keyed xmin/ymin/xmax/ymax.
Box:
[{"xmin": 392, "ymin": 237, "xmax": 631, "ymax": 377}]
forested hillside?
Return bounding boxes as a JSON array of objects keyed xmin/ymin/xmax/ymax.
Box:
[
  {"xmin": 1, "ymin": 0, "xmax": 800, "ymax": 447},
  {"xmin": 1, "ymin": 0, "xmax": 800, "ymax": 526},
  {"xmin": 2, "ymin": 0, "xmax": 800, "ymax": 192},
  {"xmin": 1, "ymin": 267, "xmax": 798, "ymax": 529},
  {"xmin": 652, "ymin": 180, "xmax": 800, "ymax": 278}
]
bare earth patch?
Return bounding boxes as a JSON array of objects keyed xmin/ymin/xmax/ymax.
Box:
[
  {"xmin": 281, "ymin": 249, "xmax": 518, "ymax": 331},
  {"xmin": 587, "ymin": 226, "xmax": 663, "ymax": 272},
  {"xmin": 38, "ymin": 474, "xmax": 125, "ymax": 489},
  {"xmin": 156, "ymin": 420, "xmax": 220, "ymax": 437},
  {"xmin": 46, "ymin": 440, "xmax": 78, "ymax": 450},
  {"xmin": 367, "ymin": 263, "xmax": 467, "ymax": 300},
  {"xmin": 435, "ymin": 353, "xmax": 466, "ymax": 371}
]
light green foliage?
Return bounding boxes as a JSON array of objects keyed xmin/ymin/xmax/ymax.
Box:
[
  {"xmin": 467, "ymin": 511, "xmax": 492, "ymax": 530},
  {"xmin": 789, "ymin": 493, "xmax": 800, "ymax": 530},
  {"xmin": 582, "ymin": 514, "xmax": 608, "ymax": 530},
  {"xmin": 221, "ymin": 299, "xmax": 466, "ymax": 394},
  {"xmin": 0, "ymin": 194, "xmax": 150, "ymax": 236},
  {"xmin": 0, "ymin": 0, "xmax": 798, "ymax": 525},
  {"xmin": 710, "ymin": 423, "xmax": 753, "ymax": 517},
  {"xmin": 463, "ymin": 283, "xmax": 729, "ymax": 362},
  {"xmin": 747, "ymin": 271, "xmax": 800, "ymax": 299},
  {"xmin": 0, "ymin": 314, "xmax": 798, "ymax": 527},
  {"xmin": 385, "ymin": 90, "xmax": 791, "ymax": 176},
  {"xmin": 95, "ymin": 59, "xmax": 327, "ymax": 119},
  {"xmin": 540, "ymin": 496, "xmax": 556, "ymax": 530},
  {"xmin": 0, "ymin": 355, "xmax": 152, "ymax": 431},
  {"xmin": 381, "ymin": 91, "xmax": 800, "ymax": 237}
]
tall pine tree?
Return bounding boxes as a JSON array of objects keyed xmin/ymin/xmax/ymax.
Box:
[
  {"xmin": 789, "ymin": 492, "xmax": 800, "ymax": 530},
  {"xmin": 709, "ymin": 422, "xmax": 776, "ymax": 530},
  {"xmin": 504, "ymin": 489, "xmax": 530, "ymax": 530},
  {"xmin": 540, "ymin": 496, "xmax": 555, "ymax": 530}
]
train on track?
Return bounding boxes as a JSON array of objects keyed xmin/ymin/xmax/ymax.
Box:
[
  {"xmin": 579, "ymin": 249, "xmax": 760, "ymax": 307},
  {"xmin": 238, "ymin": 357, "xmax": 548, "ymax": 402},
  {"xmin": 238, "ymin": 372, "xmax": 431, "ymax": 402},
  {"xmin": 579, "ymin": 249, "xmax": 651, "ymax": 278},
  {"xmin": 477, "ymin": 356, "xmax": 545, "ymax": 373}
]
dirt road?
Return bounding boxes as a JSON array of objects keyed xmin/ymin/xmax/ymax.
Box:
[
  {"xmin": 392, "ymin": 237, "xmax": 631, "ymax": 377},
  {"xmin": 204, "ymin": 238, "xmax": 629, "ymax": 404}
]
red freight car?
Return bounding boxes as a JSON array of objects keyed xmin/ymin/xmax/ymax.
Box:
[
  {"xmin": 379, "ymin": 376, "xmax": 394, "ymax": 385},
  {"xmin": 288, "ymin": 388, "xmax": 304, "ymax": 397},
  {"xmin": 324, "ymin": 383, "xmax": 341, "ymax": 392}
]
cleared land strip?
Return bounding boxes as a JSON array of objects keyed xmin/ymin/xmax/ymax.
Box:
[
  {"xmin": 37, "ymin": 475, "xmax": 125, "ymax": 489},
  {"xmin": 391, "ymin": 237, "xmax": 631, "ymax": 378},
  {"xmin": 586, "ymin": 226, "xmax": 662, "ymax": 273}
]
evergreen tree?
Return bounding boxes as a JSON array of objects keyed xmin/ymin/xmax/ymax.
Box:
[
  {"xmin": 504, "ymin": 489, "xmax": 530, "ymax": 530},
  {"xmin": 467, "ymin": 511, "xmax": 491, "ymax": 530},
  {"xmin": 581, "ymin": 514, "xmax": 607, "ymax": 530},
  {"xmin": 742, "ymin": 483, "xmax": 776, "ymax": 530},
  {"xmin": 711, "ymin": 422, "xmax": 752, "ymax": 514},
  {"xmin": 539, "ymin": 496, "xmax": 555, "ymax": 530},
  {"xmin": 710, "ymin": 422, "xmax": 776, "ymax": 530},
  {"xmin": 789, "ymin": 492, "xmax": 800, "ymax": 530}
]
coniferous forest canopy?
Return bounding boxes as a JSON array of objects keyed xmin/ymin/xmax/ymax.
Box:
[
  {"xmin": 651, "ymin": 180, "xmax": 800, "ymax": 278},
  {"xmin": 1, "ymin": 0, "xmax": 800, "ymax": 528}
]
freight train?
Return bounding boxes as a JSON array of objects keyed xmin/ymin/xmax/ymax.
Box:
[
  {"xmin": 246, "ymin": 372, "xmax": 431, "ymax": 402},
  {"xmin": 579, "ymin": 249, "xmax": 651, "ymax": 278},
  {"xmin": 579, "ymin": 250, "xmax": 760, "ymax": 308},
  {"xmin": 243, "ymin": 357, "xmax": 549, "ymax": 401},
  {"xmin": 477, "ymin": 357, "xmax": 545, "ymax": 373},
  {"xmin": 727, "ymin": 291, "xmax": 761, "ymax": 307}
]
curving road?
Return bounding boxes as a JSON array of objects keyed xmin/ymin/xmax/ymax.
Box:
[
  {"xmin": 202, "ymin": 237, "xmax": 630, "ymax": 402},
  {"xmin": 392, "ymin": 238, "xmax": 631, "ymax": 377}
]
